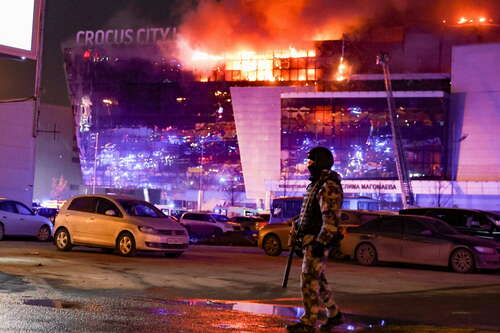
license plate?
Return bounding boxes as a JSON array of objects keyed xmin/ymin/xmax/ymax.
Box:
[{"xmin": 168, "ymin": 238, "xmax": 186, "ymax": 245}]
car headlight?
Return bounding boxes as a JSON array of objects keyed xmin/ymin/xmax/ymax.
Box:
[
  {"xmin": 473, "ymin": 246, "xmax": 496, "ymax": 254},
  {"xmin": 138, "ymin": 225, "xmax": 160, "ymax": 235}
]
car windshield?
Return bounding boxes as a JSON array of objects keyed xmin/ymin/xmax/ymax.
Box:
[
  {"xmin": 430, "ymin": 218, "xmax": 459, "ymax": 235},
  {"xmin": 484, "ymin": 211, "xmax": 500, "ymax": 226},
  {"xmin": 213, "ymin": 214, "xmax": 229, "ymax": 222},
  {"xmin": 117, "ymin": 200, "xmax": 166, "ymax": 218}
]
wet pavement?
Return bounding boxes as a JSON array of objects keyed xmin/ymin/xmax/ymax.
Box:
[
  {"xmin": 0, "ymin": 295, "xmax": 496, "ymax": 333},
  {"xmin": 0, "ymin": 241, "xmax": 499, "ymax": 332}
]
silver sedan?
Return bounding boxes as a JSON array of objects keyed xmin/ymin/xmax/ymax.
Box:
[
  {"xmin": 0, "ymin": 199, "xmax": 53, "ymax": 241},
  {"xmin": 342, "ymin": 214, "xmax": 500, "ymax": 273}
]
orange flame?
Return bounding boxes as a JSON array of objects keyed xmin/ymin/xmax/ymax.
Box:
[
  {"xmin": 335, "ymin": 56, "xmax": 351, "ymax": 82},
  {"xmin": 175, "ymin": 37, "xmax": 318, "ymax": 82},
  {"xmin": 455, "ymin": 15, "xmax": 492, "ymax": 25}
]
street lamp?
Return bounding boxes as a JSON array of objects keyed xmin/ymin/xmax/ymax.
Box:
[
  {"xmin": 198, "ymin": 136, "xmax": 204, "ymax": 210},
  {"xmin": 92, "ymin": 132, "xmax": 99, "ymax": 194}
]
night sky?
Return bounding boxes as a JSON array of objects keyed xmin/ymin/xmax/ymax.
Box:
[{"xmin": 0, "ymin": 0, "xmax": 194, "ymax": 106}]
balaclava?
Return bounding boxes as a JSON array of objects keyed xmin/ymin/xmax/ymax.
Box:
[{"xmin": 307, "ymin": 146, "xmax": 333, "ymax": 181}]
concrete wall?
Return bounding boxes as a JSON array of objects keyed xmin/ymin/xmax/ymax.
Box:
[
  {"xmin": 451, "ymin": 43, "xmax": 500, "ymax": 181},
  {"xmin": 33, "ymin": 104, "xmax": 82, "ymax": 203},
  {"xmin": 0, "ymin": 101, "xmax": 35, "ymax": 206},
  {"xmin": 231, "ymin": 86, "xmax": 313, "ymax": 200}
]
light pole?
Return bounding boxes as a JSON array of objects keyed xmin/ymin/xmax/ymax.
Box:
[
  {"xmin": 197, "ymin": 136, "xmax": 205, "ymax": 211},
  {"xmin": 92, "ymin": 132, "xmax": 99, "ymax": 194}
]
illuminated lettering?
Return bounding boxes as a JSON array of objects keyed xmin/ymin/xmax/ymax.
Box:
[
  {"xmin": 150, "ymin": 27, "xmax": 160, "ymax": 42},
  {"xmin": 95, "ymin": 30, "xmax": 105, "ymax": 45},
  {"xmin": 75, "ymin": 27, "xmax": 177, "ymax": 45},
  {"xmin": 85, "ymin": 31, "xmax": 94, "ymax": 46},
  {"xmin": 76, "ymin": 31, "xmax": 85, "ymax": 44},
  {"xmin": 160, "ymin": 27, "xmax": 170, "ymax": 40},
  {"xmin": 124, "ymin": 29, "xmax": 134, "ymax": 44},
  {"xmin": 105, "ymin": 30, "xmax": 114, "ymax": 44},
  {"xmin": 136, "ymin": 28, "xmax": 146, "ymax": 44}
]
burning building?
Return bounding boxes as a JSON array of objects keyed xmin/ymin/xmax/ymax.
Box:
[{"xmin": 61, "ymin": 1, "xmax": 500, "ymax": 211}]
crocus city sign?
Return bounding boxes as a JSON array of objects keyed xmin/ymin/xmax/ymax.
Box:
[{"xmin": 75, "ymin": 27, "xmax": 177, "ymax": 46}]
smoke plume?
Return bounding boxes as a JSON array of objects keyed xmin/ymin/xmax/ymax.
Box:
[{"xmin": 176, "ymin": 0, "xmax": 500, "ymax": 55}]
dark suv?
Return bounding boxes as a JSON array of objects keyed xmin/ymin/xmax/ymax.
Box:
[{"xmin": 400, "ymin": 208, "xmax": 500, "ymax": 242}]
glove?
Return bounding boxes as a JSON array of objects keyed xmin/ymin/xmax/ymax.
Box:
[
  {"xmin": 330, "ymin": 232, "xmax": 344, "ymax": 248},
  {"xmin": 334, "ymin": 231, "xmax": 344, "ymax": 241},
  {"xmin": 310, "ymin": 240, "xmax": 326, "ymax": 258}
]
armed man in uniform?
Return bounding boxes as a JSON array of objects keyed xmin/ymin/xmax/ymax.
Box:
[{"xmin": 286, "ymin": 146, "xmax": 344, "ymax": 333}]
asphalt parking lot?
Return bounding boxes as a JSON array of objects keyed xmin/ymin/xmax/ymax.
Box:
[{"xmin": 0, "ymin": 240, "xmax": 499, "ymax": 332}]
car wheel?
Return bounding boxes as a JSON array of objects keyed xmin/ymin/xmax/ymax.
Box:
[
  {"xmin": 164, "ymin": 252, "xmax": 183, "ymax": 258},
  {"xmin": 355, "ymin": 243, "xmax": 377, "ymax": 266},
  {"xmin": 450, "ymin": 248, "xmax": 475, "ymax": 273},
  {"xmin": 116, "ymin": 232, "xmax": 136, "ymax": 257},
  {"xmin": 54, "ymin": 228, "xmax": 72, "ymax": 251},
  {"xmin": 37, "ymin": 225, "xmax": 51, "ymax": 242},
  {"xmin": 211, "ymin": 228, "xmax": 223, "ymax": 238},
  {"xmin": 263, "ymin": 234, "xmax": 282, "ymax": 256},
  {"xmin": 0, "ymin": 223, "xmax": 4, "ymax": 241}
]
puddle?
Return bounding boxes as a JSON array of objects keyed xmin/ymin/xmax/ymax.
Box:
[
  {"xmin": 149, "ymin": 308, "xmax": 184, "ymax": 316},
  {"xmin": 165, "ymin": 299, "xmax": 405, "ymax": 331},
  {"xmin": 23, "ymin": 299, "xmax": 82, "ymax": 309}
]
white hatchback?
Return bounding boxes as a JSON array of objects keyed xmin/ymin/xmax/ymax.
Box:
[{"xmin": 54, "ymin": 194, "xmax": 188, "ymax": 257}]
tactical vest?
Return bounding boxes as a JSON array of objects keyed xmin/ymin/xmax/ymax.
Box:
[{"xmin": 299, "ymin": 171, "xmax": 342, "ymax": 236}]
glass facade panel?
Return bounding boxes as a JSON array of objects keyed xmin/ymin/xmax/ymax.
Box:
[
  {"xmin": 281, "ymin": 96, "xmax": 448, "ymax": 181},
  {"xmin": 65, "ymin": 47, "xmax": 243, "ymax": 202}
]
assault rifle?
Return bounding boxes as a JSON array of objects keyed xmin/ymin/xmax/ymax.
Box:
[{"xmin": 282, "ymin": 217, "xmax": 300, "ymax": 288}]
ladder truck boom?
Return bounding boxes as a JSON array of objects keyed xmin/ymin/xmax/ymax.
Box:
[{"xmin": 376, "ymin": 53, "xmax": 415, "ymax": 208}]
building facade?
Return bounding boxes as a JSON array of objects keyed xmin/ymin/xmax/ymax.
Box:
[{"xmin": 61, "ymin": 29, "xmax": 500, "ymax": 212}]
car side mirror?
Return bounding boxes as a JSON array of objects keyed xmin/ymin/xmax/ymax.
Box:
[
  {"xmin": 105, "ymin": 209, "xmax": 117, "ymax": 216},
  {"xmin": 421, "ymin": 230, "xmax": 433, "ymax": 236}
]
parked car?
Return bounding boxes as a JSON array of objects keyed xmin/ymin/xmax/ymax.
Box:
[
  {"xmin": 258, "ymin": 210, "xmax": 395, "ymax": 256},
  {"xmin": 400, "ymin": 208, "xmax": 500, "ymax": 242},
  {"xmin": 343, "ymin": 214, "xmax": 500, "ymax": 273},
  {"xmin": 179, "ymin": 212, "xmax": 238, "ymax": 239},
  {"xmin": 256, "ymin": 212, "xmax": 270, "ymax": 222},
  {"xmin": 229, "ymin": 215, "xmax": 267, "ymax": 232},
  {"xmin": 34, "ymin": 207, "xmax": 59, "ymax": 224},
  {"xmin": 258, "ymin": 215, "xmax": 298, "ymax": 256},
  {"xmin": 53, "ymin": 194, "xmax": 189, "ymax": 257},
  {"xmin": 0, "ymin": 198, "xmax": 53, "ymax": 241}
]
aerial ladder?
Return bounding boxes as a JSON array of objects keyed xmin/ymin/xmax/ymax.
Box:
[{"xmin": 376, "ymin": 53, "xmax": 415, "ymax": 208}]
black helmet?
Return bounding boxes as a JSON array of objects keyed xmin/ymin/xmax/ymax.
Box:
[
  {"xmin": 308, "ymin": 146, "xmax": 333, "ymax": 170},
  {"xmin": 307, "ymin": 147, "xmax": 333, "ymax": 180}
]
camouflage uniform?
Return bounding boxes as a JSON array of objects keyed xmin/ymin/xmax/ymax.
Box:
[{"xmin": 298, "ymin": 169, "xmax": 343, "ymax": 327}]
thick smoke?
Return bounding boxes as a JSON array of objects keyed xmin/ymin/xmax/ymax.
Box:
[{"xmin": 176, "ymin": 0, "xmax": 500, "ymax": 55}]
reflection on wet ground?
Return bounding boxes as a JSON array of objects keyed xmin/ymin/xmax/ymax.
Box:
[
  {"xmin": 21, "ymin": 297, "xmax": 413, "ymax": 332},
  {"xmin": 170, "ymin": 298, "xmax": 407, "ymax": 331},
  {"xmin": 23, "ymin": 299, "xmax": 82, "ymax": 309}
]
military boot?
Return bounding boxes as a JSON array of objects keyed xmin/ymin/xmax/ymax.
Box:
[
  {"xmin": 286, "ymin": 321, "xmax": 316, "ymax": 333},
  {"xmin": 319, "ymin": 312, "xmax": 344, "ymax": 332}
]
